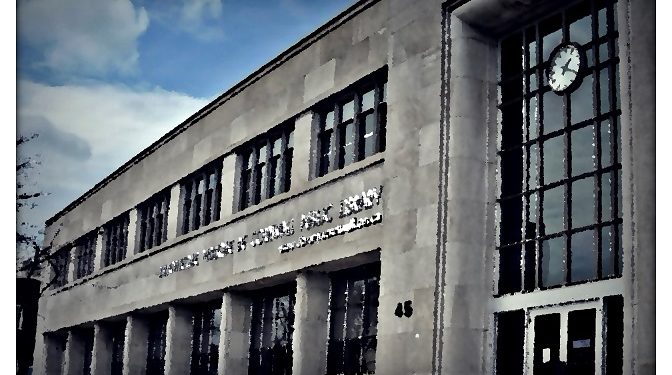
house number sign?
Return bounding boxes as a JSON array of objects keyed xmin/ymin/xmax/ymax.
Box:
[{"xmin": 158, "ymin": 185, "xmax": 384, "ymax": 278}]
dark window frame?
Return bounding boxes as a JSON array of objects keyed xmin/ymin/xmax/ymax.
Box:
[
  {"xmin": 110, "ymin": 321, "xmax": 126, "ymax": 375},
  {"xmin": 103, "ymin": 213, "xmax": 130, "ymax": 267},
  {"xmin": 496, "ymin": 0, "xmax": 622, "ymax": 295},
  {"xmin": 51, "ymin": 247, "xmax": 70, "ymax": 288},
  {"xmin": 326, "ymin": 263, "xmax": 380, "ymax": 375},
  {"xmin": 190, "ymin": 300, "xmax": 222, "ymax": 375},
  {"xmin": 137, "ymin": 189, "xmax": 170, "ymax": 252},
  {"xmin": 75, "ymin": 232, "xmax": 97, "ymax": 280},
  {"xmin": 180, "ymin": 161, "xmax": 222, "ymax": 235},
  {"xmin": 248, "ymin": 283, "xmax": 296, "ymax": 375},
  {"xmin": 315, "ymin": 68, "xmax": 387, "ymax": 178},
  {"xmin": 81, "ymin": 328, "xmax": 95, "ymax": 375},
  {"xmin": 146, "ymin": 311, "xmax": 169, "ymax": 375},
  {"xmin": 237, "ymin": 123, "xmax": 294, "ymax": 212}
]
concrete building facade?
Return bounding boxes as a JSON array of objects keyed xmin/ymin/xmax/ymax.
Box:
[{"xmin": 32, "ymin": 0, "xmax": 654, "ymax": 374}]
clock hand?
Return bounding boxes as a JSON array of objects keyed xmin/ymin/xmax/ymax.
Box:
[{"xmin": 560, "ymin": 58, "xmax": 578, "ymax": 75}]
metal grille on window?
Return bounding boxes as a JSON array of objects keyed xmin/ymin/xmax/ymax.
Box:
[
  {"xmin": 248, "ymin": 285, "xmax": 296, "ymax": 375},
  {"xmin": 181, "ymin": 162, "xmax": 222, "ymax": 235},
  {"xmin": 238, "ymin": 124, "xmax": 294, "ymax": 211},
  {"xmin": 82, "ymin": 328, "xmax": 94, "ymax": 375},
  {"xmin": 110, "ymin": 321, "xmax": 126, "ymax": 375},
  {"xmin": 146, "ymin": 311, "xmax": 168, "ymax": 375},
  {"xmin": 326, "ymin": 264, "xmax": 380, "ymax": 375},
  {"xmin": 190, "ymin": 301, "xmax": 222, "ymax": 375},
  {"xmin": 138, "ymin": 189, "xmax": 170, "ymax": 252},
  {"xmin": 52, "ymin": 248, "xmax": 70, "ymax": 288},
  {"xmin": 75, "ymin": 232, "xmax": 97, "ymax": 280},
  {"xmin": 497, "ymin": 0, "xmax": 622, "ymax": 295},
  {"xmin": 317, "ymin": 69, "xmax": 387, "ymax": 178},
  {"xmin": 103, "ymin": 213, "xmax": 129, "ymax": 266}
]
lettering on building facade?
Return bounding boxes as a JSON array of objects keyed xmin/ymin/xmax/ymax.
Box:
[{"xmin": 158, "ymin": 185, "xmax": 383, "ymax": 278}]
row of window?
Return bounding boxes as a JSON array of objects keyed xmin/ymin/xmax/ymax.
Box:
[
  {"xmin": 57, "ymin": 265, "xmax": 379, "ymax": 375},
  {"xmin": 49, "ymin": 70, "xmax": 388, "ymax": 289}
]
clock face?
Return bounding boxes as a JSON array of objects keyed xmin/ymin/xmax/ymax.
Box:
[{"xmin": 547, "ymin": 43, "xmax": 585, "ymax": 94}]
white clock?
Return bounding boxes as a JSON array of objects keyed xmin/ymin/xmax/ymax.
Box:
[{"xmin": 546, "ymin": 43, "xmax": 586, "ymax": 94}]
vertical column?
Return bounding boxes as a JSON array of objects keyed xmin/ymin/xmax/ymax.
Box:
[
  {"xmin": 219, "ymin": 155, "xmax": 237, "ymax": 219},
  {"xmin": 35, "ymin": 332, "xmax": 67, "ymax": 375},
  {"xmin": 94, "ymin": 228, "xmax": 106, "ymax": 271},
  {"xmin": 63, "ymin": 330, "xmax": 85, "ymax": 375},
  {"xmin": 126, "ymin": 208, "xmax": 138, "ymax": 257},
  {"xmin": 218, "ymin": 293, "xmax": 251, "ymax": 375},
  {"xmin": 292, "ymin": 272, "xmax": 330, "ymax": 375},
  {"xmin": 165, "ymin": 183, "xmax": 182, "ymax": 242},
  {"xmin": 618, "ymin": 0, "xmax": 655, "ymax": 373},
  {"xmin": 67, "ymin": 247, "xmax": 77, "ymax": 283},
  {"xmin": 164, "ymin": 305, "xmax": 194, "ymax": 375},
  {"xmin": 123, "ymin": 315, "xmax": 149, "ymax": 375},
  {"xmin": 91, "ymin": 323, "xmax": 112, "ymax": 375},
  {"xmin": 290, "ymin": 111, "xmax": 313, "ymax": 187}
]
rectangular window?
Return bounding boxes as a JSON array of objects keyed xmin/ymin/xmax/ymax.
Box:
[
  {"xmin": 146, "ymin": 311, "xmax": 168, "ymax": 375},
  {"xmin": 75, "ymin": 232, "xmax": 97, "ymax": 280},
  {"xmin": 103, "ymin": 213, "xmax": 129, "ymax": 267},
  {"xmin": 51, "ymin": 248, "xmax": 70, "ymax": 288},
  {"xmin": 495, "ymin": 310, "xmax": 525, "ymax": 375},
  {"xmin": 190, "ymin": 301, "xmax": 222, "ymax": 375},
  {"xmin": 110, "ymin": 321, "xmax": 126, "ymax": 375},
  {"xmin": 82, "ymin": 328, "xmax": 94, "ymax": 375},
  {"xmin": 137, "ymin": 189, "xmax": 170, "ymax": 252},
  {"xmin": 497, "ymin": 0, "xmax": 621, "ymax": 294},
  {"xmin": 248, "ymin": 284, "xmax": 296, "ymax": 375},
  {"xmin": 180, "ymin": 162, "xmax": 222, "ymax": 235},
  {"xmin": 237, "ymin": 123, "xmax": 294, "ymax": 211},
  {"xmin": 316, "ymin": 68, "xmax": 387, "ymax": 178},
  {"xmin": 326, "ymin": 264, "xmax": 380, "ymax": 375}
]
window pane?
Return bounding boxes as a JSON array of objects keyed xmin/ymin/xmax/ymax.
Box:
[
  {"xmin": 601, "ymin": 172, "xmax": 613, "ymax": 221},
  {"xmin": 527, "ymin": 29, "xmax": 538, "ymax": 67},
  {"xmin": 601, "ymin": 225, "xmax": 616, "ymax": 277},
  {"xmin": 543, "ymin": 187, "xmax": 564, "ymax": 235},
  {"xmin": 600, "ymin": 120, "xmax": 612, "ymax": 167},
  {"xmin": 570, "ymin": 74, "xmax": 594, "ymax": 124},
  {"xmin": 543, "ymin": 90, "xmax": 564, "ymax": 134},
  {"xmin": 342, "ymin": 99, "xmax": 355, "ymax": 121},
  {"xmin": 598, "ymin": 7, "xmax": 608, "ymax": 37},
  {"xmin": 362, "ymin": 89, "xmax": 375, "ymax": 111},
  {"xmin": 325, "ymin": 111, "xmax": 335, "ymax": 130},
  {"xmin": 541, "ymin": 236, "xmax": 565, "ymax": 287},
  {"xmin": 567, "ymin": 309, "xmax": 596, "ymax": 373},
  {"xmin": 363, "ymin": 112, "xmax": 376, "ymax": 158},
  {"xmin": 528, "ymin": 144, "xmax": 539, "ymax": 190},
  {"xmin": 572, "ymin": 125, "xmax": 595, "ymax": 176},
  {"xmin": 340, "ymin": 122, "xmax": 355, "ymax": 168},
  {"xmin": 600, "ymin": 68, "xmax": 610, "ymax": 114},
  {"xmin": 570, "ymin": 229, "xmax": 597, "ymax": 282},
  {"xmin": 272, "ymin": 137, "xmax": 282, "ymax": 156},
  {"xmin": 572, "ymin": 177, "xmax": 595, "ymax": 229},
  {"xmin": 498, "ymin": 245, "xmax": 522, "ymax": 294},
  {"xmin": 543, "ymin": 136, "xmax": 565, "ymax": 184},
  {"xmin": 528, "ymin": 96, "xmax": 539, "ymax": 140},
  {"xmin": 570, "ymin": 14, "xmax": 592, "ymax": 46},
  {"xmin": 542, "ymin": 28, "xmax": 563, "ymax": 63},
  {"xmin": 528, "ymin": 71, "xmax": 538, "ymax": 92}
]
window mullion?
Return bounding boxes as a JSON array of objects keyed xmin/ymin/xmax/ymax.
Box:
[
  {"xmin": 279, "ymin": 132, "xmax": 289, "ymax": 194},
  {"xmin": 329, "ymin": 104, "xmax": 340, "ymax": 173},
  {"xmin": 263, "ymin": 138, "xmax": 272, "ymax": 201},
  {"xmin": 188, "ymin": 178, "xmax": 198, "ymax": 233},
  {"xmin": 373, "ymin": 85, "xmax": 383, "ymax": 155},
  {"xmin": 353, "ymin": 93, "xmax": 363, "ymax": 162},
  {"xmin": 249, "ymin": 148, "xmax": 259, "ymax": 208}
]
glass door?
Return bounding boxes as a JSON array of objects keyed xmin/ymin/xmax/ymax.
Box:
[{"xmin": 525, "ymin": 300, "xmax": 603, "ymax": 374}]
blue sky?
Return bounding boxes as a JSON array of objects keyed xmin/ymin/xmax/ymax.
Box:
[{"xmin": 16, "ymin": 0, "xmax": 353, "ymax": 260}]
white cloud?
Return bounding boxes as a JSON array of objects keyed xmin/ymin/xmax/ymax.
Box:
[
  {"xmin": 18, "ymin": 0, "xmax": 149, "ymax": 76},
  {"xmin": 179, "ymin": 0, "xmax": 224, "ymax": 41},
  {"xmin": 17, "ymin": 80, "xmax": 210, "ymax": 231}
]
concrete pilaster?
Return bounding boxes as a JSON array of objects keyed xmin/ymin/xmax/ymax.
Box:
[
  {"xmin": 218, "ymin": 293, "xmax": 251, "ymax": 375},
  {"xmin": 126, "ymin": 208, "xmax": 138, "ymax": 257},
  {"xmin": 63, "ymin": 330, "xmax": 86, "ymax": 375},
  {"xmin": 291, "ymin": 272, "xmax": 330, "ymax": 375},
  {"xmin": 36, "ymin": 332, "xmax": 67, "ymax": 375},
  {"xmin": 91, "ymin": 323, "xmax": 112, "ymax": 375},
  {"xmin": 290, "ymin": 111, "xmax": 313, "ymax": 187},
  {"xmin": 122, "ymin": 315, "xmax": 149, "ymax": 375},
  {"xmin": 164, "ymin": 305, "xmax": 194, "ymax": 375},
  {"xmin": 219, "ymin": 155, "xmax": 236, "ymax": 219},
  {"xmin": 94, "ymin": 229, "xmax": 106, "ymax": 271},
  {"xmin": 165, "ymin": 183, "xmax": 181, "ymax": 242}
]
